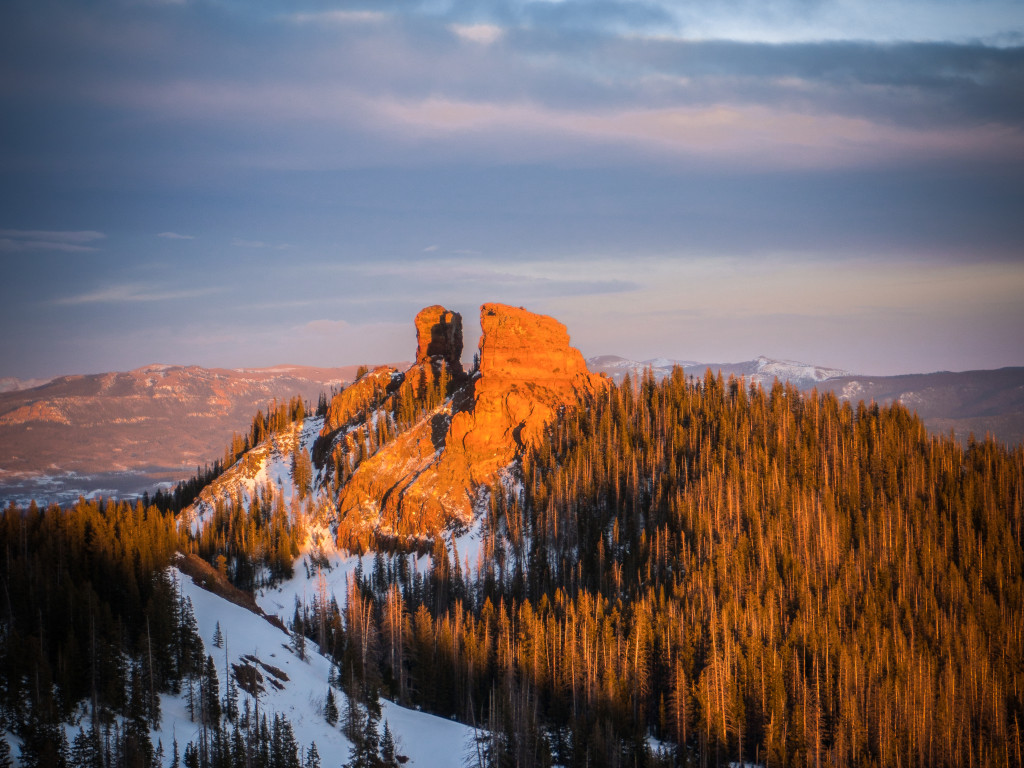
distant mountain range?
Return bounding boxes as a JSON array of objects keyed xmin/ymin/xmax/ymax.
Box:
[
  {"xmin": 588, "ymin": 355, "xmax": 1024, "ymax": 447},
  {"xmin": 0, "ymin": 364, "xmax": 374, "ymax": 506},
  {"xmin": 587, "ymin": 354, "xmax": 850, "ymax": 390}
]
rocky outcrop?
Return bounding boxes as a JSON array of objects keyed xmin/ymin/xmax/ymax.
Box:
[
  {"xmin": 320, "ymin": 366, "xmax": 399, "ymax": 436},
  {"xmin": 414, "ymin": 305, "xmax": 463, "ymax": 373},
  {"xmin": 328, "ymin": 303, "xmax": 607, "ymax": 545},
  {"xmin": 449, "ymin": 303, "xmax": 605, "ymax": 484}
]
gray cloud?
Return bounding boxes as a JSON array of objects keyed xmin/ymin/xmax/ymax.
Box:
[
  {"xmin": 53, "ymin": 283, "xmax": 222, "ymax": 305},
  {"xmin": 231, "ymin": 238, "xmax": 292, "ymax": 249},
  {"xmin": 2, "ymin": 0, "xmax": 1019, "ymax": 183},
  {"xmin": 0, "ymin": 229, "xmax": 105, "ymax": 252}
]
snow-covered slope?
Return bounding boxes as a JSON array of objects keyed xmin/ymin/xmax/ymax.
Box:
[
  {"xmin": 171, "ymin": 400, "xmax": 488, "ymax": 766},
  {"xmin": 183, "ymin": 410, "xmax": 491, "ymax": 622},
  {"xmin": 746, "ymin": 355, "xmax": 850, "ymax": 387},
  {"xmin": 183, "ymin": 415, "xmax": 325, "ymax": 535},
  {"xmin": 170, "ymin": 565, "xmax": 474, "ymax": 767}
]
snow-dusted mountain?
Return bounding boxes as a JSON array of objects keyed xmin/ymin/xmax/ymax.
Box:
[
  {"xmin": 3, "ymin": 303, "xmax": 1020, "ymax": 768},
  {"xmin": 151, "ymin": 403, "xmax": 491, "ymax": 766},
  {"xmin": 587, "ymin": 354, "xmax": 849, "ymax": 390},
  {"xmin": 0, "ymin": 376, "xmax": 52, "ymax": 394}
]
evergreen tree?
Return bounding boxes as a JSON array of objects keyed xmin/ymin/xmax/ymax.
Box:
[
  {"xmin": 325, "ymin": 688, "xmax": 339, "ymax": 726},
  {"xmin": 69, "ymin": 725, "xmax": 102, "ymax": 768},
  {"xmin": 305, "ymin": 742, "xmax": 322, "ymax": 768},
  {"xmin": 224, "ymin": 644, "xmax": 239, "ymax": 723},
  {"xmin": 204, "ymin": 655, "xmax": 222, "ymax": 727},
  {"xmin": 380, "ymin": 721, "xmax": 399, "ymax": 768}
]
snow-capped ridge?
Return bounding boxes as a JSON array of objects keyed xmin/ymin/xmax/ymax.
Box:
[{"xmin": 587, "ymin": 353, "xmax": 850, "ymax": 388}]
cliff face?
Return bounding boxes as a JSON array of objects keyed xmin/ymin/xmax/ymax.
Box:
[
  {"xmin": 448, "ymin": 304, "xmax": 606, "ymax": 485},
  {"xmin": 322, "ymin": 303, "xmax": 606, "ymax": 545}
]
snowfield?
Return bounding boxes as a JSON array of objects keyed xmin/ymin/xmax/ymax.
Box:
[{"xmin": 153, "ymin": 565, "xmax": 476, "ymax": 768}]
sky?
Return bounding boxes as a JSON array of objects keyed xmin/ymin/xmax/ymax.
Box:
[{"xmin": 1, "ymin": 0, "xmax": 1023, "ymax": 379}]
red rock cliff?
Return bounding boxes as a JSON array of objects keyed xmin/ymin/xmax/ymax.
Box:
[
  {"xmin": 448, "ymin": 303, "xmax": 606, "ymax": 485},
  {"xmin": 328, "ymin": 303, "xmax": 606, "ymax": 544}
]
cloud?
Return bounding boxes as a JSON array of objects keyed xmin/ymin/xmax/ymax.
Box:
[
  {"xmin": 157, "ymin": 231, "xmax": 194, "ymax": 240},
  {"xmin": 356, "ymin": 259, "xmax": 641, "ymax": 298},
  {"xmin": 422, "ymin": 245, "xmax": 439, "ymax": 252},
  {"xmin": 451, "ymin": 24, "xmax": 505, "ymax": 45},
  {"xmin": 67, "ymin": 17, "xmax": 1024, "ymax": 172},
  {"xmin": 0, "ymin": 230, "xmax": 105, "ymax": 252},
  {"xmin": 53, "ymin": 283, "xmax": 221, "ymax": 305},
  {"xmin": 231, "ymin": 238, "xmax": 292, "ymax": 250},
  {"xmin": 286, "ymin": 10, "xmax": 389, "ymax": 25},
  {"xmin": 373, "ymin": 96, "xmax": 1024, "ymax": 169}
]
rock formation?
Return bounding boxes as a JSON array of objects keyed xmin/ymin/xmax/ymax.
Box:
[
  {"xmin": 319, "ymin": 366, "xmax": 399, "ymax": 436},
  {"xmin": 322, "ymin": 303, "xmax": 607, "ymax": 545},
  {"xmin": 414, "ymin": 305, "xmax": 464, "ymax": 373},
  {"xmin": 448, "ymin": 303, "xmax": 606, "ymax": 484}
]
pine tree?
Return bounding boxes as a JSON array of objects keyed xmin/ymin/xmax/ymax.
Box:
[
  {"xmin": 70, "ymin": 725, "xmax": 102, "ymax": 768},
  {"xmin": 325, "ymin": 688, "xmax": 339, "ymax": 726},
  {"xmin": 362, "ymin": 702, "xmax": 381, "ymax": 766},
  {"xmin": 204, "ymin": 655, "xmax": 222, "ymax": 727},
  {"xmin": 380, "ymin": 721, "xmax": 399, "ymax": 768},
  {"xmin": 224, "ymin": 644, "xmax": 239, "ymax": 722},
  {"xmin": 213, "ymin": 621, "xmax": 223, "ymax": 649},
  {"xmin": 305, "ymin": 742, "xmax": 322, "ymax": 768}
]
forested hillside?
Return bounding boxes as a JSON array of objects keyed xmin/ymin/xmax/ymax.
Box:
[
  {"xmin": 326, "ymin": 370, "xmax": 1023, "ymax": 767},
  {"xmin": 2, "ymin": 360, "xmax": 1021, "ymax": 767}
]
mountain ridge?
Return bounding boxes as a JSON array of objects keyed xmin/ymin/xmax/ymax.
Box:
[
  {"xmin": 588, "ymin": 353, "xmax": 1024, "ymax": 445},
  {"xmin": 2, "ymin": 304, "xmax": 1020, "ymax": 768}
]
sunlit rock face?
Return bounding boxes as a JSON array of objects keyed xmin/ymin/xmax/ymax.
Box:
[
  {"xmin": 448, "ymin": 303, "xmax": 607, "ymax": 485},
  {"xmin": 414, "ymin": 305, "xmax": 464, "ymax": 373},
  {"xmin": 319, "ymin": 366, "xmax": 398, "ymax": 437},
  {"xmin": 324, "ymin": 303, "xmax": 606, "ymax": 546}
]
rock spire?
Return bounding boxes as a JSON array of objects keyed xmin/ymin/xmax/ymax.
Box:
[
  {"xmin": 320, "ymin": 302, "xmax": 607, "ymax": 545},
  {"xmin": 414, "ymin": 305, "xmax": 463, "ymax": 373}
]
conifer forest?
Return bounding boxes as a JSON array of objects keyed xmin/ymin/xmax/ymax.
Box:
[{"xmin": 1, "ymin": 370, "xmax": 1021, "ymax": 767}]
